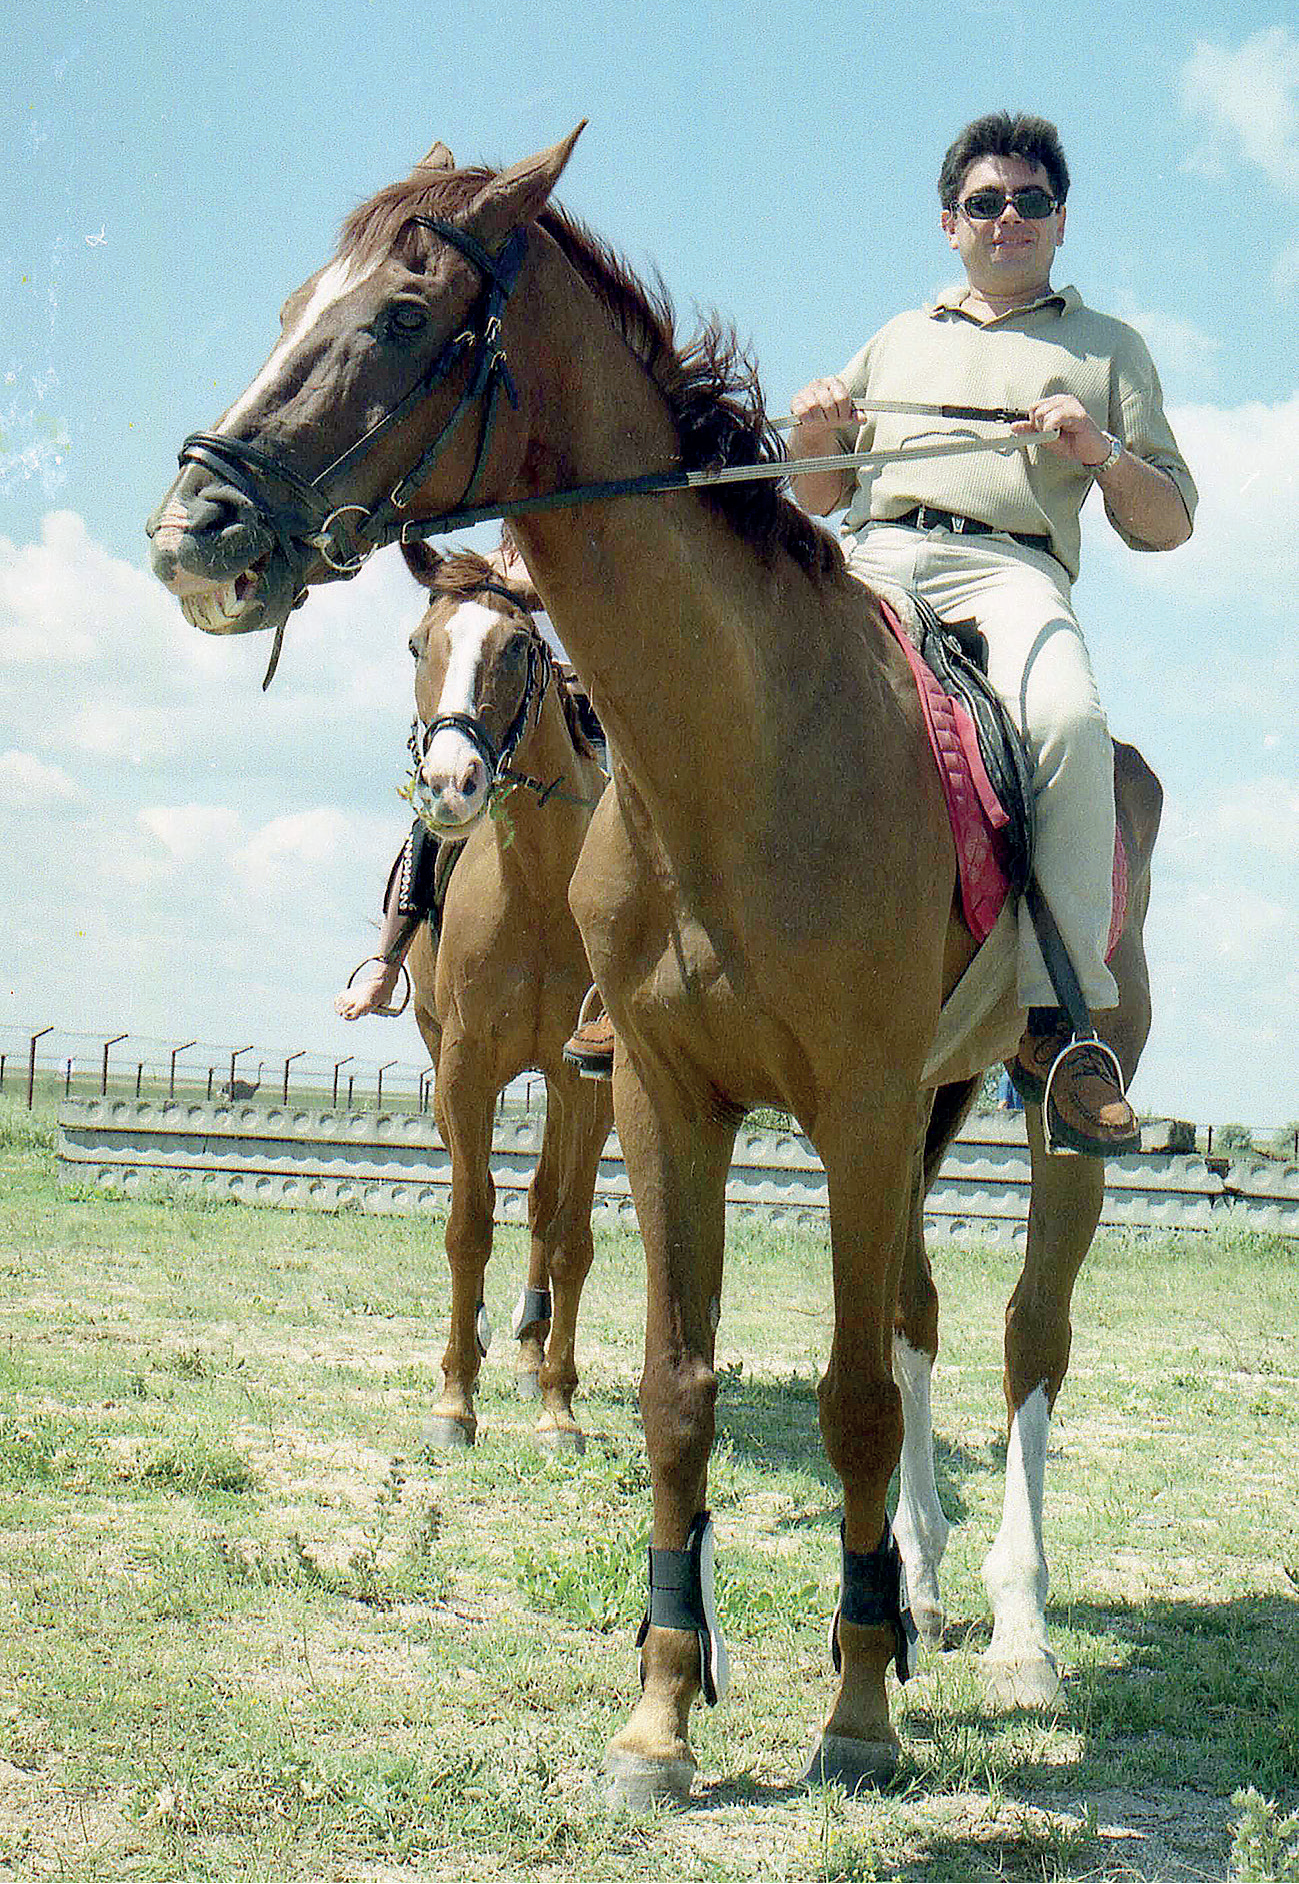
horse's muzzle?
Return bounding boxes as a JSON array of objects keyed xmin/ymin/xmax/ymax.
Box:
[{"xmin": 147, "ymin": 472, "xmax": 301, "ymax": 637}]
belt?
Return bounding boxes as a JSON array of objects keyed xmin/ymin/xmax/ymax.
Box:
[{"xmin": 893, "ymin": 506, "xmax": 1052, "ymax": 557}]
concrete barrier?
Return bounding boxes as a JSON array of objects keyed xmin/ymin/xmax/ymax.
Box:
[{"xmin": 56, "ymin": 1098, "xmax": 1299, "ymax": 1241}]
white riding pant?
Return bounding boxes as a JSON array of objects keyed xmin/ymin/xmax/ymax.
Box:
[{"xmin": 844, "ymin": 523, "xmax": 1119, "ymax": 1012}]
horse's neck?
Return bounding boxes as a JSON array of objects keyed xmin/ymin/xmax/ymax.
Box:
[
  {"xmin": 508, "ymin": 248, "xmax": 783, "ymax": 859},
  {"xmin": 492, "ymin": 682, "xmax": 598, "ymax": 877}
]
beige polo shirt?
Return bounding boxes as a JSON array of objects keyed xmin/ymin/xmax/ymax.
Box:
[{"xmin": 836, "ymin": 284, "xmax": 1197, "ymax": 580}]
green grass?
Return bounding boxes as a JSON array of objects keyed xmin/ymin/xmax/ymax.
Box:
[{"xmin": 1, "ymin": 1101, "xmax": 1296, "ymax": 1878}]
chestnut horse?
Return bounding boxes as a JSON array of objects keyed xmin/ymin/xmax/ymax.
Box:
[
  {"xmin": 148, "ymin": 128, "xmax": 1160, "ymax": 1801},
  {"xmin": 395, "ymin": 541, "xmax": 611, "ymax": 1451}
]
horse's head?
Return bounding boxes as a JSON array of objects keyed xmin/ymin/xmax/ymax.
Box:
[
  {"xmin": 402, "ymin": 539, "xmax": 550, "ymax": 835},
  {"xmin": 146, "ymin": 127, "xmax": 584, "ymax": 658}
]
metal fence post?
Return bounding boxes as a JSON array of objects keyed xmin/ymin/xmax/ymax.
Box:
[
  {"xmin": 170, "ymin": 1040, "xmax": 196, "ymax": 1099},
  {"xmin": 28, "ymin": 1029, "xmax": 52, "ymax": 1109},
  {"xmin": 101, "ymin": 1033, "xmax": 127, "ymax": 1096}
]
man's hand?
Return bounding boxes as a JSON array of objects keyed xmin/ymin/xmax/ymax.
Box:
[
  {"xmin": 1017, "ymin": 394, "xmax": 1191, "ymax": 547},
  {"xmin": 788, "ymin": 376, "xmax": 859, "ymax": 514},
  {"xmin": 789, "ymin": 374, "xmax": 858, "ymax": 443},
  {"xmin": 1013, "ymin": 393, "xmax": 1110, "ymax": 467}
]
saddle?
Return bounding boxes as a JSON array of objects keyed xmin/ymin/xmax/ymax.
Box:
[{"xmin": 878, "ymin": 589, "xmax": 1126, "ymax": 971}]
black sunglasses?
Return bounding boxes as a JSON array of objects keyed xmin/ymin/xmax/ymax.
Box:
[{"xmin": 959, "ymin": 186, "xmax": 1059, "ymax": 221}]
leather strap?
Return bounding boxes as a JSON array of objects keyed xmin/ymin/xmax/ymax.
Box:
[{"xmin": 829, "ymin": 1521, "xmax": 917, "ymax": 1684}]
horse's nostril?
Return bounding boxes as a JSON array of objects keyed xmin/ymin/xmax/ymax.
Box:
[{"xmin": 186, "ymin": 492, "xmax": 239, "ymax": 537}]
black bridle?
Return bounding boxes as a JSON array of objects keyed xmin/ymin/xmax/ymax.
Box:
[{"xmin": 176, "ymin": 218, "xmax": 529, "ymax": 683}]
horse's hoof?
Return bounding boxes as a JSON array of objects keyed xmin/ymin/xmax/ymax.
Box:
[
  {"xmin": 516, "ymin": 1369, "xmax": 542, "ymax": 1402},
  {"xmin": 982, "ymin": 1652, "xmax": 1060, "ymax": 1709},
  {"xmin": 802, "ymin": 1731, "xmax": 898, "ymax": 1792},
  {"xmin": 601, "ymin": 1747, "xmax": 695, "ymax": 1810},
  {"xmin": 420, "ymin": 1414, "xmax": 475, "ymax": 1452},
  {"xmin": 537, "ymin": 1422, "xmax": 585, "ymax": 1457}
]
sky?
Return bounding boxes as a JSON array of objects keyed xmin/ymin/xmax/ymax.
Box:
[{"xmin": 2, "ymin": 0, "xmax": 1297, "ymax": 1127}]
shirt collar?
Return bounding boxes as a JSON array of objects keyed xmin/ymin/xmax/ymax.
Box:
[{"xmin": 928, "ymin": 282, "xmax": 1081, "ymax": 321}]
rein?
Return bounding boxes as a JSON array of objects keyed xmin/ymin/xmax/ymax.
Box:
[{"xmin": 392, "ymin": 428, "xmax": 1055, "ymax": 543}]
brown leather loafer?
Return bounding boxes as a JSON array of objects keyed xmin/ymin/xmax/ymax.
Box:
[
  {"xmin": 562, "ymin": 1011, "xmax": 615, "ymax": 1080},
  {"xmin": 1042, "ymin": 1040, "xmax": 1140, "ymax": 1157},
  {"xmin": 1009, "ymin": 1016, "xmax": 1073, "ymax": 1106}
]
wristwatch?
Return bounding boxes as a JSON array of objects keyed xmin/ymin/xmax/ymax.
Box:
[{"xmin": 1092, "ymin": 431, "xmax": 1123, "ymax": 475}]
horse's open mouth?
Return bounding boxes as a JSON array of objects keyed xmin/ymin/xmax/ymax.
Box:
[{"xmin": 180, "ymin": 554, "xmax": 272, "ymax": 634}]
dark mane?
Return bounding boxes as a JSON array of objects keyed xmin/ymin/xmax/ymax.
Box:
[{"xmin": 340, "ymin": 165, "xmax": 841, "ymax": 583}]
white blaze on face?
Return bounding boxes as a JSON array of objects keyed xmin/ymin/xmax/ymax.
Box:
[
  {"xmin": 219, "ymin": 253, "xmax": 383, "ymax": 435},
  {"xmin": 421, "ymin": 600, "xmax": 497, "ymax": 808}
]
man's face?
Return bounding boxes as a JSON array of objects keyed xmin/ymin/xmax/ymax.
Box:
[{"xmin": 941, "ymin": 155, "xmax": 1066, "ymax": 304}]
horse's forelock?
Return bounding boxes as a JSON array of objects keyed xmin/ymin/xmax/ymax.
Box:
[{"xmin": 337, "ymin": 165, "xmax": 497, "ymax": 269}]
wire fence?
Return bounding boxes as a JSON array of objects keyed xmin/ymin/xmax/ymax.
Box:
[
  {"xmin": 3, "ymin": 1021, "xmax": 1295, "ymax": 1158},
  {"xmin": 0, "ymin": 1023, "xmax": 544, "ymax": 1118}
]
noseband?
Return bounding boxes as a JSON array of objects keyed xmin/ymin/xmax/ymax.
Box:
[
  {"xmin": 176, "ymin": 220, "xmax": 529, "ymax": 682},
  {"xmin": 408, "ymin": 583, "xmax": 554, "ymax": 818}
]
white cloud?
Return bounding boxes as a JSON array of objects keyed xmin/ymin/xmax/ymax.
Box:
[
  {"xmin": 1090, "ymin": 393, "xmax": 1299, "ymax": 604},
  {"xmin": 0, "ymin": 511, "xmax": 175, "ymax": 663},
  {"xmin": 232, "ymin": 806, "xmax": 374, "ymax": 904},
  {"xmin": 139, "ymin": 804, "xmax": 243, "ymax": 861},
  {"xmin": 1112, "ymin": 297, "xmax": 1222, "ymax": 387},
  {"xmin": 1181, "ymin": 28, "xmax": 1299, "ymax": 197},
  {"xmin": 1199, "ymin": 778, "xmax": 1299, "ymax": 863},
  {"xmin": 235, "ymin": 806, "xmax": 349, "ymax": 868},
  {"xmin": 0, "ymin": 508, "xmax": 425, "ymax": 790},
  {"xmin": 1275, "ymin": 239, "xmax": 1299, "ymax": 299},
  {"xmin": 0, "ymin": 747, "xmax": 87, "ymax": 808}
]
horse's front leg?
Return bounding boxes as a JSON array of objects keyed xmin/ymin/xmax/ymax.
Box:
[
  {"xmin": 423, "ymin": 1042, "xmax": 497, "ymax": 1450},
  {"xmin": 524, "ymin": 1067, "xmax": 612, "ymax": 1452},
  {"xmin": 806, "ymin": 1093, "xmax": 925, "ymax": 1791},
  {"xmin": 981, "ymin": 1098, "xmax": 1100, "ymax": 1704},
  {"xmin": 892, "ymin": 1151, "xmax": 949, "ymax": 1650},
  {"xmin": 602, "ymin": 1057, "xmax": 735, "ymax": 1809},
  {"xmin": 514, "ymin": 1097, "xmax": 560, "ymax": 1405}
]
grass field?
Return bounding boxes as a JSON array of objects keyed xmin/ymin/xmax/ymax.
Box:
[{"xmin": 2, "ymin": 1094, "xmax": 1297, "ymax": 1880}]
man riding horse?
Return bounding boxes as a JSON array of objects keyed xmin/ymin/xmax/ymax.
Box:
[
  {"xmin": 791, "ymin": 110, "xmax": 1195, "ymax": 1151},
  {"xmin": 568, "ymin": 112, "xmax": 1194, "ymax": 1155}
]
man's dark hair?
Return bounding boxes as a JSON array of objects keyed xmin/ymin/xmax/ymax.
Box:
[{"xmin": 937, "ymin": 112, "xmax": 1070, "ymax": 209}]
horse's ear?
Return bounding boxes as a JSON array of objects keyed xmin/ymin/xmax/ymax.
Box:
[
  {"xmin": 504, "ymin": 571, "xmax": 544, "ymax": 612},
  {"xmin": 465, "ymin": 122, "xmax": 586, "ymax": 246},
  {"xmin": 416, "ymin": 140, "xmax": 455, "ymax": 172},
  {"xmin": 402, "ymin": 539, "xmax": 444, "ymax": 590}
]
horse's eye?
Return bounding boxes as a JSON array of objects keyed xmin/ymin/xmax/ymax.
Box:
[{"xmin": 385, "ymin": 301, "xmax": 429, "ymax": 341}]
